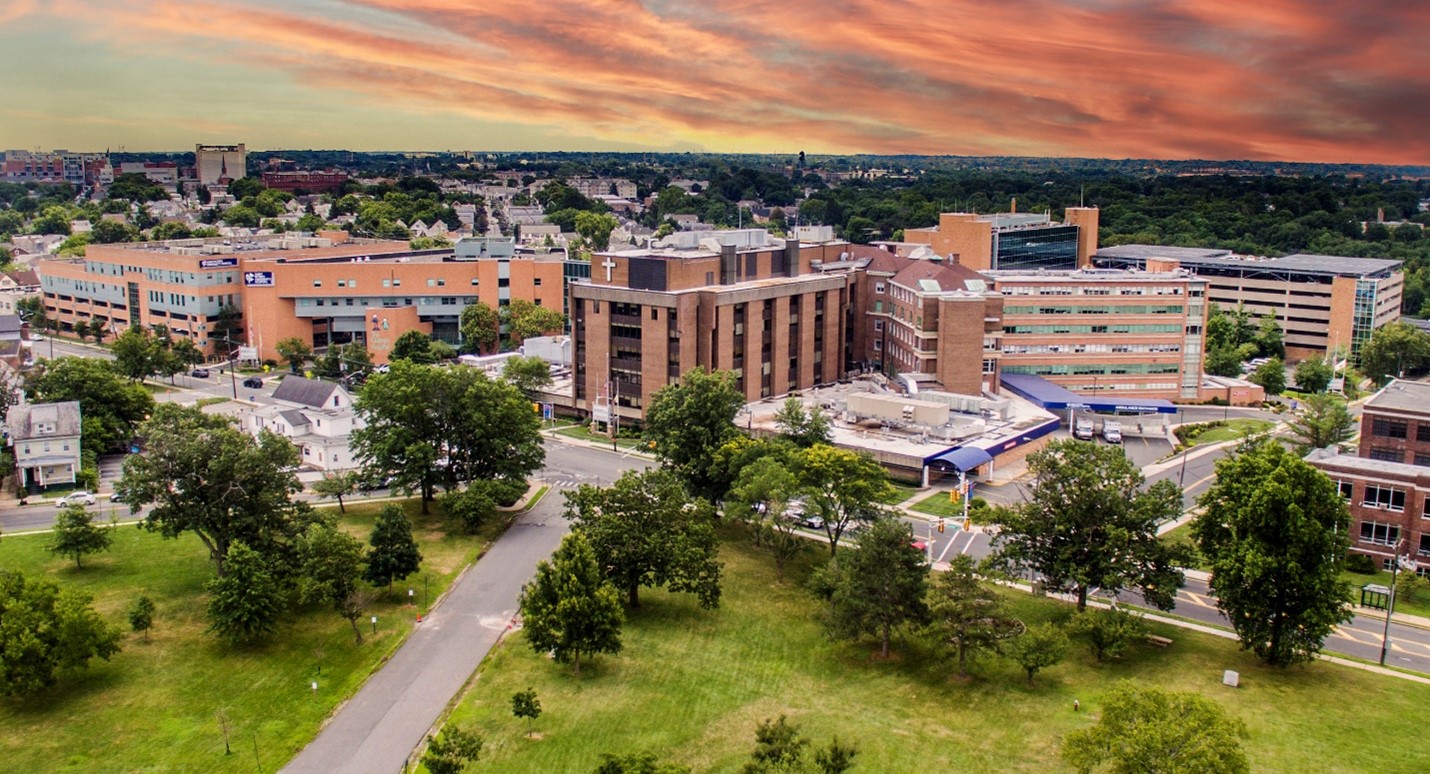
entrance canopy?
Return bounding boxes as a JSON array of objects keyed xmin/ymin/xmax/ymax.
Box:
[
  {"xmin": 927, "ymin": 445, "xmax": 994, "ymax": 472},
  {"xmin": 999, "ymin": 373, "xmax": 1177, "ymax": 415}
]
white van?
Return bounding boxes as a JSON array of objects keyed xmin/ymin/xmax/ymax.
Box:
[
  {"xmin": 1101, "ymin": 420, "xmax": 1123, "ymax": 444},
  {"xmin": 1073, "ymin": 417, "xmax": 1095, "ymax": 440}
]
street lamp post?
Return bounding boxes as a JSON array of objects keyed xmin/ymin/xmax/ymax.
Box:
[
  {"xmin": 1379, "ymin": 539, "xmax": 1416, "ymax": 666},
  {"xmin": 225, "ymin": 331, "xmax": 238, "ymax": 400}
]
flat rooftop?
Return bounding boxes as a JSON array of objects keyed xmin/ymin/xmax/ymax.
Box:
[
  {"xmin": 1094, "ymin": 244, "xmax": 1402, "ymax": 278},
  {"xmin": 1363, "ymin": 379, "xmax": 1430, "ymax": 414}
]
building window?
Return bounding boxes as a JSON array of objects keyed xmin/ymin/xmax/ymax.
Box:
[
  {"xmin": 336, "ymin": 280, "xmax": 347, "ymax": 288},
  {"xmin": 437, "ymin": 279, "xmax": 446, "ymax": 287},
  {"xmin": 1363, "ymin": 484, "xmax": 1406, "ymax": 512},
  {"xmin": 1369, "ymin": 447, "xmax": 1402, "ymax": 462},
  {"xmin": 875, "ymin": 301, "xmax": 884, "ymax": 313},
  {"xmin": 874, "ymin": 320, "xmax": 883, "ymax": 332},
  {"xmin": 535, "ymin": 278, "xmax": 543, "ymax": 286},
  {"xmin": 1420, "ymin": 535, "xmax": 1430, "ymax": 557},
  {"xmin": 1338, "ymin": 480, "xmax": 1353, "ymax": 501},
  {"xmin": 313, "ymin": 280, "xmax": 322, "ymax": 288},
  {"xmin": 873, "ymin": 340, "xmax": 882, "ymax": 352},
  {"xmin": 1418, "ymin": 424, "xmax": 1430, "ymax": 443},
  {"xmin": 1360, "ymin": 521, "xmax": 1400, "ymax": 546},
  {"xmin": 982, "ymin": 359, "xmax": 997, "ymax": 374},
  {"xmin": 875, "ymin": 282, "xmax": 885, "ymax": 294},
  {"xmin": 382, "ymin": 279, "xmax": 391, "ymax": 288},
  {"xmin": 1372, "ymin": 418, "xmax": 1408, "ymax": 439}
]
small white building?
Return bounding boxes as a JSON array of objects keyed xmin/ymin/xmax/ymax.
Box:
[
  {"xmin": 246, "ymin": 376, "xmax": 363, "ymax": 471},
  {"xmin": 8, "ymin": 400, "xmax": 82, "ymax": 491}
]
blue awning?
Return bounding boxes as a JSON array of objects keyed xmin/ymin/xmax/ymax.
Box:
[
  {"xmin": 999, "ymin": 373, "xmax": 1177, "ymax": 414},
  {"xmin": 928, "ymin": 446, "xmax": 994, "ymax": 472}
]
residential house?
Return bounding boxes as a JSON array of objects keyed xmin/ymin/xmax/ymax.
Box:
[
  {"xmin": 8, "ymin": 400, "xmax": 82, "ymax": 491},
  {"xmin": 246, "ymin": 376, "xmax": 362, "ymax": 471}
]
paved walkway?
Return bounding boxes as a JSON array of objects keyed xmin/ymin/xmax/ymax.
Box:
[{"xmin": 281, "ymin": 488, "xmax": 569, "ymax": 774}]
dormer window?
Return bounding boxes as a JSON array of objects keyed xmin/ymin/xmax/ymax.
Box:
[{"xmin": 35, "ymin": 422, "xmax": 56, "ymax": 435}]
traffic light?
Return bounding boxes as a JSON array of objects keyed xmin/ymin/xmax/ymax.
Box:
[
  {"xmin": 949, "ymin": 487, "xmax": 962, "ymax": 504},
  {"xmin": 937, "ymin": 519, "xmax": 945, "ymax": 534}
]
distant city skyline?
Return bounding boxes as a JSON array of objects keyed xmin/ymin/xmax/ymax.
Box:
[{"xmin": 1, "ymin": 0, "xmax": 1426, "ymax": 165}]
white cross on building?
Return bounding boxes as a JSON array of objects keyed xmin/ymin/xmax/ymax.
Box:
[{"xmin": 602, "ymin": 257, "xmax": 617, "ymax": 282}]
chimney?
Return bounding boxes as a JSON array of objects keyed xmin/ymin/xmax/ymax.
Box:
[{"xmin": 1010, "ymin": 198, "xmax": 1017, "ymax": 214}]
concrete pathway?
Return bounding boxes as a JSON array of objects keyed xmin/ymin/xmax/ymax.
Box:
[{"xmin": 281, "ymin": 489, "xmax": 570, "ymax": 774}]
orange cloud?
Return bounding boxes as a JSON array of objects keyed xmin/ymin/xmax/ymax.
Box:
[{"xmin": 20, "ymin": 0, "xmax": 1430, "ymax": 163}]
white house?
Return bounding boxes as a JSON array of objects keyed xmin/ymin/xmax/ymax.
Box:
[
  {"xmin": 8, "ymin": 400, "xmax": 81, "ymax": 491},
  {"xmin": 246, "ymin": 376, "xmax": 363, "ymax": 471}
]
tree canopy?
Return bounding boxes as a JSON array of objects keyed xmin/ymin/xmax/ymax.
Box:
[
  {"xmin": 1285, "ymin": 393, "xmax": 1356, "ymax": 454},
  {"xmin": 643, "ymin": 368, "xmax": 745, "ymax": 500},
  {"xmin": 0, "ymin": 569, "xmax": 122, "ymax": 695},
  {"xmin": 824, "ymin": 517, "xmax": 929, "ymax": 658},
  {"xmin": 518, "ymin": 531, "xmax": 624, "ymax": 676},
  {"xmin": 1062, "ymin": 682, "xmax": 1249, "ymax": 774},
  {"xmin": 1194, "ymin": 438, "xmax": 1353, "ymax": 666},
  {"xmin": 989, "ymin": 439, "xmax": 1185, "ymax": 611},
  {"xmin": 24, "ymin": 356, "xmax": 154, "ymax": 453}
]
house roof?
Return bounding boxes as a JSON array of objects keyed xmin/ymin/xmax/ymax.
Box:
[
  {"xmin": 271, "ymin": 376, "xmax": 343, "ymax": 409},
  {"xmin": 891, "ymin": 260, "xmax": 986, "ymax": 294},
  {"xmin": 0, "ymin": 315, "xmax": 21, "ymax": 335},
  {"xmin": 8, "ymin": 400, "xmax": 82, "ymax": 440},
  {"xmin": 4, "ymin": 269, "xmax": 38, "ymax": 287},
  {"xmin": 279, "ymin": 409, "xmax": 310, "ymax": 427},
  {"xmin": 1363, "ymin": 379, "xmax": 1430, "ymax": 415}
]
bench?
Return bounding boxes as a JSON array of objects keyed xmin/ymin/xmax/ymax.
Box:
[{"xmin": 1146, "ymin": 634, "xmax": 1173, "ymax": 648}]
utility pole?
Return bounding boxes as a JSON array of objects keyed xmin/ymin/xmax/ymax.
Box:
[{"xmin": 226, "ymin": 331, "xmax": 237, "ymax": 399}]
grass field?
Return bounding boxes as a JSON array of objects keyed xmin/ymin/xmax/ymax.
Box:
[
  {"xmin": 1178, "ymin": 418, "xmax": 1276, "ymax": 448},
  {"xmin": 555, "ymin": 424, "xmax": 650, "ymax": 451},
  {"xmin": 0, "ymin": 498, "xmax": 506, "ymax": 773},
  {"xmin": 441, "ymin": 531, "xmax": 1430, "ymax": 773},
  {"xmin": 909, "ymin": 490, "xmax": 966, "ymax": 518},
  {"xmin": 880, "ymin": 481, "xmax": 921, "ymax": 505}
]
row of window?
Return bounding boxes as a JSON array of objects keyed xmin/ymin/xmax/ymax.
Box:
[
  {"xmin": 1003, "ymin": 305, "xmax": 1185, "ymax": 316},
  {"xmin": 999, "ymin": 285, "xmax": 1187, "ymax": 297}
]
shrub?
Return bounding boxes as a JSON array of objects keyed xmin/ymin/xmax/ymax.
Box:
[{"xmin": 1345, "ymin": 553, "xmax": 1378, "ymax": 575}]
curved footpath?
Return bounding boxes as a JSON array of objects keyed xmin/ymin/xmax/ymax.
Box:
[{"xmin": 281, "ymin": 489, "xmax": 569, "ymax": 774}]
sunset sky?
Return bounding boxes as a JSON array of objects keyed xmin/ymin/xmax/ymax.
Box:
[{"xmin": 1, "ymin": 0, "xmax": 1426, "ymax": 164}]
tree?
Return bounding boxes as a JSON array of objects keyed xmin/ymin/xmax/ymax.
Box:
[
  {"xmin": 205, "ymin": 541, "xmax": 282, "ymax": 645},
  {"xmin": 311, "ymin": 470, "xmax": 358, "ymax": 513},
  {"xmin": 744, "ymin": 715, "xmax": 808, "ymax": 773},
  {"xmin": 1360, "ymin": 321, "xmax": 1430, "ymax": 385},
  {"xmin": 928, "ymin": 554, "xmax": 1022, "ymax": 676},
  {"xmin": 128, "ymin": 595, "xmax": 155, "ymax": 642},
  {"xmin": 1062, "ymin": 682, "xmax": 1249, "ymax": 774},
  {"xmin": 363, "ymin": 504, "xmax": 422, "ymax": 594},
  {"xmin": 47, "ymin": 504, "xmax": 113, "ymax": 568},
  {"xmin": 989, "ymin": 439, "xmax": 1184, "ymax": 611},
  {"xmin": 120, "ymin": 404, "xmax": 307, "ymax": 577},
  {"xmin": 0, "ymin": 570, "xmax": 121, "ymax": 695},
  {"xmin": 502, "ymin": 355, "xmax": 553, "ymax": 396},
  {"xmin": 297, "ymin": 521, "xmax": 369, "ymax": 644},
  {"xmin": 518, "ymin": 531, "xmax": 624, "ymax": 676},
  {"xmin": 772, "ymin": 398, "xmax": 832, "ymax": 447},
  {"xmin": 504, "ymin": 298, "xmax": 564, "ymax": 343},
  {"xmin": 813, "ymin": 740, "xmax": 858, "ymax": 774},
  {"xmin": 1203, "ymin": 345, "xmax": 1244, "ymax": 378},
  {"xmin": 1254, "ymin": 313, "xmax": 1284, "ymax": 359},
  {"xmin": 826, "ymin": 517, "xmax": 929, "ymax": 658},
  {"xmin": 442, "ymin": 480, "xmax": 498, "ymax": 533},
  {"xmin": 422, "ymin": 726, "xmax": 484, "ymax": 774},
  {"xmin": 795, "ymin": 444, "xmax": 895, "ymax": 556},
  {"xmin": 1194, "ymin": 439, "xmax": 1353, "ymax": 666},
  {"xmin": 352, "ymin": 361, "xmax": 544, "ymax": 513},
  {"xmin": 575, "ymin": 211, "xmax": 619, "ymax": 251},
  {"xmin": 1285, "ymin": 393, "xmax": 1356, "ymax": 453},
  {"xmin": 727, "ymin": 455, "xmax": 806, "ymax": 581},
  {"xmin": 1293, "ymin": 356, "xmax": 1334, "ymax": 393},
  {"xmin": 390, "ymin": 329, "xmax": 438, "ymax": 363},
  {"xmin": 459, "ymin": 301, "xmax": 500, "ymax": 354},
  {"xmin": 644, "ymin": 368, "xmax": 745, "ymax": 500},
  {"xmin": 1068, "ymin": 607, "xmax": 1148, "ymax": 661},
  {"xmin": 511, "ymin": 687, "xmax": 542, "ymax": 738},
  {"xmin": 1007, "ymin": 622, "xmax": 1068, "ymax": 685},
  {"xmin": 1248, "ymin": 357, "xmax": 1285, "ymax": 395},
  {"xmin": 110, "ymin": 327, "xmax": 158, "ymax": 381},
  {"xmin": 276, "ymin": 336, "xmax": 312, "ymax": 374},
  {"xmin": 24, "ymin": 356, "xmax": 155, "ymax": 452},
  {"xmin": 565, "ymin": 469, "xmax": 722, "ymax": 609}
]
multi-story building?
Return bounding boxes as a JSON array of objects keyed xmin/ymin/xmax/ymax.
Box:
[
  {"xmin": 902, "ymin": 207, "xmax": 1100, "ymax": 271},
  {"xmin": 568, "ymin": 178, "xmax": 638, "ymax": 199},
  {"xmin": 1093, "ymin": 245, "xmax": 1403, "ymax": 362},
  {"xmin": 195, "ymin": 144, "xmax": 246, "ymax": 186},
  {"xmin": 117, "ymin": 162, "xmax": 179, "ymax": 186},
  {"xmin": 988, "ymin": 268, "xmax": 1207, "ymax": 401},
  {"xmin": 7, "ymin": 400, "xmax": 82, "ymax": 492},
  {"xmin": 35, "ymin": 235, "xmax": 564, "ymax": 362},
  {"xmin": 2, "ymin": 150, "xmax": 111, "ymax": 188},
  {"xmin": 1308, "ymin": 380, "xmax": 1430, "ymax": 570},
  {"xmin": 261, "ymin": 170, "xmax": 348, "ymax": 194},
  {"xmin": 570, "ymin": 230, "xmax": 850, "ymax": 423}
]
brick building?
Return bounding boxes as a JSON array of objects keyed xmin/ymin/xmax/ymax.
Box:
[
  {"xmin": 261, "ymin": 170, "xmax": 349, "ymax": 194},
  {"xmin": 902, "ymin": 207, "xmax": 1100, "ymax": 271},
  {"xmin": 1308, "ymin": 380, "xmax": 1430, "ymax": 570}
]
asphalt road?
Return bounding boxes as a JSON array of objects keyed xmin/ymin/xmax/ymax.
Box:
[{"xmin": 280, "ymin": 440, "xmax": 648, "ymax": 774}]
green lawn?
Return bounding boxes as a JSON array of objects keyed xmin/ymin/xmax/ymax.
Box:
[
  {"xmin": 1180, "ymin": 419, "xmax": 1276, "ymax": 447},
  {"xmin": 0, "ymin": 498, "xmax": 507, "ymax": 773},
  {"xmin": 439, "ymin": 533, "xmax": 1430, "ymax": 772},
  {"xmin": 1342, "ymin": 567, "xmax": 1430, "ymax": 620},
  {"xmin": 909, "ymin": 490, "xmax": 967, "ymax": 518},
  {"xmin": 880, "ymin": 481, "xmax": 921, "ymax": 505},
  {"xmin": 1158, "ymin": 523, "xmax": 1205, "ymax": 570},
  {"xmin": 555, "ymin": 425, "xmax": 649, "ymax": 451}
]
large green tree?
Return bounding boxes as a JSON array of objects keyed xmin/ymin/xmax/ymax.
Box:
[
  {"xmin": 1292, "ymin": 356, "xmax": 1333, "ymax": 393},
  {"xmin": 24, "ymin": 356, "xmax": 154, "ymax": 453},
  {"xmin": 1285, "ymin": 393, "xmax": 1356, "ymax": 454},
  {"xmin": 772, "ymin": 397, "xmax": 832, "ymax": 448},
  {"xmin": 364, "ymin": 504, "xmax": 423, "ymax": 594},
  {"xmin": 276, "ymin": 336, "xmax": 312, "ymax": 374},
  {"xmin": 118, "ymin": 404, "xmax": 309, "ymax": 577},
  {"xmin": 1062, "ymin": 682, "xmax": 1249, "ymax": 774},
  {"xmin": 352, "ymin": 361, "xmax": 544, "ymax": 512},
  {"xmin": 47, "ymin": 504, "xmax": 113, "ymax": 568},
  {"xmin": 504, "ymin": 298, "xmax": 564, "ymax": 343},
  {"xmin": 989, "ymin": 439, "xmax": 1184, "ymax": 611},
  {"xmin": 643, "ymin": 368, "xmax": 745, "ymax": 500},
  {"xmin": 390, "ymin": 330, "xmax": 438, "ymax": 364},
  {"xmin": 459, "ymin": 301, "xmax": 500, "ymax": 354},
  {"xmin": 1249, "ymin": 357, "xmax": 1285, "ymax": 395},
  {"xmin": 110, "ymin": 327, "xmax": 158, "ymax": 382},
  {"xmin": 205, "ymin": 541, "xmax": 282, "ymax": 645},
  {"xmin": 1360, "ymin": 321, "xmax": 1430, "ymax": 385},
  {"xmin": 297, "ymin": 521, "xmax": 369, "ymax": 644},
  {"xmin": 1194, "ymin": 438, "xmax": 1353, "ymax": 666},
  {"xmin": 517, "ymin": 531, "xmax": 624, "ymax": 676},
  {"xmin": 928, "ymin": 554, "xmax": 1022, "ymax": 676},
  {"xmin": 564, "ymin": 468, "xmax": 722, "ymax": 609},
  {"xmin": 795, "ymin": 444, "xmax": 895, "ymax": 556},
  {"xmin": 726, "ymin": 454, "xmax": 807, "ymax": 581},
  {"xmin": 0, "ymin": 569, "xmax": 121, "ymax": 695},
  {"xmin": 502, "ymin": 355, "xmax": 553, "ymax": 397},
  {"xmin": 825, "ymin": 517, "xmax": 929, "ymax": 658}
]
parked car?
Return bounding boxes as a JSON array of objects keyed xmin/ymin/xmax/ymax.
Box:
[
  {"xmin": 60, "ymin": 491, "xmax": 96, "ymax": 506},
  {"xmin": 1101, "ymin": 420, "xmax": 1123, "ymax": 444},
  {"xmin": 109, "ymin": 491, "xmax": 123, "ymax": 502},
  {"xmin": 242, "ymin": 376, "xmax": 264, "ymax": 388},
  {"xmin": 1072, "ymin": 417, "xmax": 1095, "ymax": 440},
  {"xmin": 191, "ymin": 368, "xmax": 211, "ymax": 378}
]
